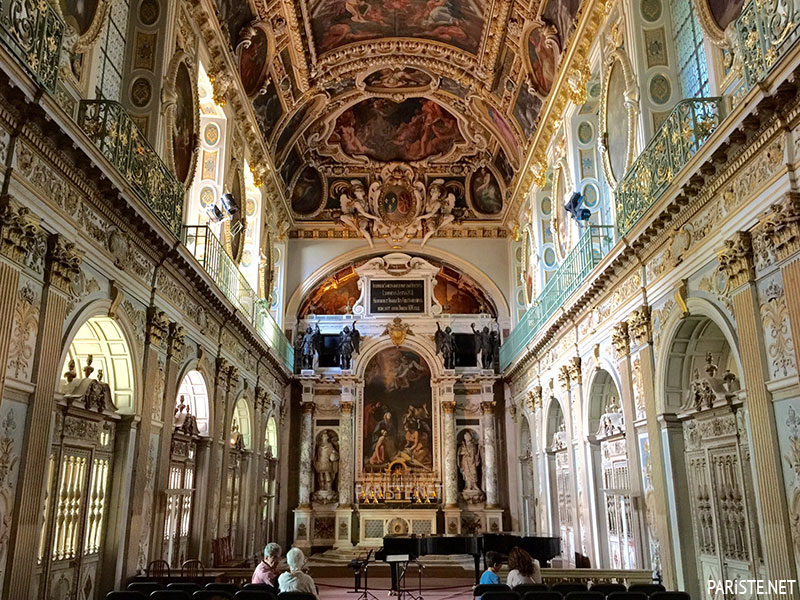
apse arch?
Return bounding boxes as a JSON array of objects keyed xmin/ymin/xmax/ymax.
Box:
[{"xmin": 285, "ymin": 246, "xmax": 511, "ymax": 323}]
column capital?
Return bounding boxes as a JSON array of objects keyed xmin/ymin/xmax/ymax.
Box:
[
  {"xmin": 255, "ymin": 386, "xmax": 270, "ymax": 412},
  {"xmin": 761, "ymin": 192, "xmax": 800, "ymax": 261},
  {"xmin": 301, "ymin": 401, "xmax": 315, "ymax": 415},
  {"xmin": 566, "ymin": 356, "xmax": 582, "ymax": 386},
  {"xmin": 611, "ymin": 321, "xmax": 630, "ymax": 358},
  {"xmin": 339, "ymin": 400, "xmax": 354, "ymax": 414},
  {"xmin": 526, "ymin": 386, "xmax": 542, "ymax": 412},
  {"xmin": 557, "ymin": 364, "xmax": 571, "ymax": 390},
  {"xmin": 45, "ymin": 234, "xmax": 82, "ymax": 293},
  {"xmin": 480, "ymin": 400, "xmax": 496, "ymax": 415},
  {"xmin": 628, "ymin": 305, "xmax": 652, "ymax": 347},
  {"xmin": 146, "ymin": 306, "xmax": 170, "ymax": 347},
  {"xmin": 441, "ymin": 400, "xmax": 456, "ymax": 414},
  {"xmin": 167, "ymin": 321, "xmax": 186, "ymax": 358},
  {"xmin": 216, "ymin": 357, "xmax": 231, "ymax": 388},
  {"xmin": 717, "ymin": 231, "xmax": 755, "ymax": 289},
  {"xmin": 0, "ymin": 198, "xmax": 41, "ymax": 265}
]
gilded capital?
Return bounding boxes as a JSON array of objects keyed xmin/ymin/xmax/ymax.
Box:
[
  {"xmin": 146, "ymin": 307, "xmax": 170, "ymax": 347},
  {"xmin": 46, "ymin": 235, "xmax": 82, "ymax": 292},
  {"xmin": 763, "ymin": 193, "xmax": 800, "ymax": 261},
  {"xmin": 567, "ymin": 356, "xmax": 582, "ymax": 386},
  {"xmin": 557, "ymin": 365, "xmax": 571, "ymax": 390},
  {"xmin": 168, "ymin": 321, "xmax": 186, "ymax": 357},
  {"xmin": 480, "ymin": 400, "xmax": 496, "ymax": 415},
  {"xmin": 611, "ymin": 321, "xmax": 630, "ymax": 358},
  {"xmin": 340, "ymin": 400, "xmax": 354, "ymax": 414},
  {"xmin": 301, "ymin": 401, "xmax": 315, "ymax": 415},
  {"xmin": 628, "ymin": 305, "xmax": 652, "ymax": 347},
  {"xmin": 526, "ymin": 386, "xmax": 543, "ymax": 412},
  {"xmin": 717, "ymin": 232, "xmax": 755, "ymax": 289},
  {"xmin": 441, "ymin": 400, "xmax": 456, "ymax": 414},
  {"xmin": 0, "ymin": 199, "xmax": 40, "ymax": 265}
]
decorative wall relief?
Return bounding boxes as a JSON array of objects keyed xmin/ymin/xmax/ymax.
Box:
[
  {"xmin": 7, "ymin": 283, "xmax": 41, "ymax": 382},
  {"xmin": 758, "ymin": 278, "xmax": 796, "ymax": 380},
  {"xmin": 0, "ymin": 401, "xmax": 27, "ymax": 592},
  {"xmin": 784, "ymin": 407, "xmax": 800, "ymax": 570}
]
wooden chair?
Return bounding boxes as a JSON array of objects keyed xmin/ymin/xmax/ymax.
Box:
[
  {"xmin": 181, "ymin": 559, "xmax": 205, "ymax": 578},
  {"xmin": 147, "ymin": 560, "xmax": 172, "ymax": 579}
]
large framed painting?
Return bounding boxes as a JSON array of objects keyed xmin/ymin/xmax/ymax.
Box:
[
  {"xmin": 172, "ymin": 60, "xmax": 198, "ymax": 185},
  {"xmin": 290, "ymin": 166, "xmax": 325, "ymax": 217},
  {"xmin": 600, "ymin": 50, "xmax": 637, "ymax": 187},
  {"xmin": 224, "ymin": 166, "xmax": 246, "ymax": 262},
  {"xmin": 239, "ymin": 25, "xmax": 271, "ymax": 97},
  {"xmin": 362, "ymin": 348, "xmax": 433, "ymax": 472},
  {"xmin": 59, "ymin": 0, "xmax": 102, "ymax": 38},
  {"xmin": 692, "ymin": 0, "xmax": 746, "ymax": 44}
]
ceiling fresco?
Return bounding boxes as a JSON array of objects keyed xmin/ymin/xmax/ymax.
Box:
[{"xmin": 209, "ymin": 0, "xmax": 590, "ymax": 236}]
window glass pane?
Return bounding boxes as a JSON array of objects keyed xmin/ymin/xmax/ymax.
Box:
[{"xmin": 670, "ymin": 0, "xmax": 710, "ymax": 98}]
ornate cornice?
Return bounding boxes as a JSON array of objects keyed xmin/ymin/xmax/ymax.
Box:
[
  {"xmin": 717, "ymin": 232, "xmax": 755, "ymax": 289},
  {"xmin": 45, "ymin": 235, "xmax": 82, "ymax": 292},
  {"xmin": 628, "ymin": 305, "xmax": 652, "ymax": 347},
  {"xmin": 611, "ymin": 321, "xmax": 630, "ymax": 359},
  {"xmin": 0, "ymin": 198, "xmax": 40, "ymax": 265}
]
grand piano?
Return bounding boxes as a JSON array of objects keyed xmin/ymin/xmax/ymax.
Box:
[{"xmin": 376, "ymin": 533, "xmax": 560, "ymax": 585}]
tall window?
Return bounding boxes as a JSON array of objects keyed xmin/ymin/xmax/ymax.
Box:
[
  {"xmin": 95, "ymin": 0, "xmax": 131, "ymax": 100},
  {"xmin": 670, "ymin": 0, "xmax": 710, "ymax": 98}
]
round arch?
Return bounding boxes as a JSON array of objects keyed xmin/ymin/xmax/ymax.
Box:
[
  {"xmin": 285, "ymin": 245, "xmax": 512, "ymax": 324},
  {"xmin": 355, "ymin": 335, "xmax": 443, "ymax": 382},
  {"xmin": 265, "ymin": 416, "xmax": 278, "ymax": 457},
  {"xmin": 231, "ymin": 395, "xmax": 253, "ymax": 450},
  {"xmin": 584, "ymin": 366, "xmax": 623, "ymax": 439},
  {"xmin": 176, "ymin": 369, "xmax": 211, "ymax": 436},
  {"xmin": 60, "ymin": 299, "xmax": 143, "ymax": 416},
  {"xmin": 655, "ymin": 296, "xmax": 743, "ymax": 416}
]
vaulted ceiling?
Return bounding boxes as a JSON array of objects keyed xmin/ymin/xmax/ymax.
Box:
[{"xmin": 212, "ymin": 0, "xmax": 586, "ymax": 229}]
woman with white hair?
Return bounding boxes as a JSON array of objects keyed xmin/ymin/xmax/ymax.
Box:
[
  {"xmin": 277, "ymin": 547, "xmax": 319, "ymax": 599},
  {"xmin": 252, "ymin": 542, "xmax": 282, "ymax": 588}
]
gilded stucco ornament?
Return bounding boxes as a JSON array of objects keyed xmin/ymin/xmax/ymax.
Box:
[
  {"xmin": 0, "ymin": 200, "xmax": 41, "ymax": 265},
  {"xmin": 611, "ymin": 321, "xmax": 630, "ymax": 359},
  {"xmin": 717, "ymin": 232, "xmax": 755, "ymax": 289}
]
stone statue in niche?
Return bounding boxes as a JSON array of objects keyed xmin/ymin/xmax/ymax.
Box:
[
  {"xmin": 313, "ymin": 430, "xmax": 339, "ymax": 503},
  {"xmin": 435, "ymin": 322, "xmax": 457, "ymax": 369},
  {"xmin": 471, "ymin": 322, "xmax": 498, "ymax": 370},
  {"xmin": 174, "ymin": 395, "xmax": 200, "ymax": 436},
  {"xmin": 337, "ymin": 322, "xmax": 361, "ymax": 370},
  {"xmin": 458, "ymin": 430, "xmax": 485, "ymax": 503},
  {"xmin": 301, "ymin": 323, "xmax": 321, "ymax": 370}
]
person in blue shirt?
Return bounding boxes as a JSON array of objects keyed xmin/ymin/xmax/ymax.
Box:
[{"xmin": 480, "ymin": 551, "xmax": 503, "ymax": 585}]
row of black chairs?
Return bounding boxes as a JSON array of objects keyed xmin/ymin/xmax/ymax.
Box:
[
  {"xmin": 108, "ymin": 586, "xmax": 314, "ymax": 600},
  {"xmin": 475, "ymin": 588, "xmax": 689, "ymax": 600},
  {"xmin": 473, "ymin": 583, "xmax": 669, "ymax": 598}
]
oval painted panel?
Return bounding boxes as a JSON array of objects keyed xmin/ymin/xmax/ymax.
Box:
[
  {"xmin": 527, "ymin": 26, "xmax": 558, "ymax": 95},
  {"xmin": 240, "ymin": 27, "xmax": 269, "ymax": 96},
  {"xmin": 543, "ymin": 246, "xmax": 557, "ymax": 268},
  {"xmin": 60, "ymin": 0, "xmax": 100, "ymax": 36},
  {"xmin": 708, "ymin": 0, "xmax": 745, "ymax": 30},
  {"xmin": 470, "ymin": 167, "xmax": 503, "ymax": 215},
  {"xmin": 172, "ymin": 62, "xmax": 196, "ymax": 184},
  {"xmin": 582, "ymin": 183, "xmax": 599, "ymax": 209},
  {"xmin": 606, "ymin": 61, "xmax": 629, "ymax": 182},
  {"xmin": 291, "ymin": 167, "xmax": 324, "ymax": 216}
]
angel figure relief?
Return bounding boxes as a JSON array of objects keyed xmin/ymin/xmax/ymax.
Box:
[{"xmin": 339, "ymin": 181, "xmax": 379, "ymax": 247}]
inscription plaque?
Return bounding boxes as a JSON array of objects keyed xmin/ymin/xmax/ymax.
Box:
[{"xmin": 370, "ymin": 280, "xmax": 425, "ymax": 313}]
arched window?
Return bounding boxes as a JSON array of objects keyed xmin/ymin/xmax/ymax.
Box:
[
  {"xmin": 266, "ymin": 417, "xmax": 278, "ymax": 458},
  {"xmin": 670, "ymin": 0, "xmax": 710, "ymax": 98},
  {"xmin": 164, "ymin": 370, "xmax": 211, "ymax": 566},
  {"xmin": 222, "ymin": 398, "xmax": 252, "ymax": 544},
  {"xmin": 261, "ymin": 416, "xmax": 279, "ymax": 544}
]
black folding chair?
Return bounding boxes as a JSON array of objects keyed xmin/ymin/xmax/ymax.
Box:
[
  {"xmin": 591, "ymin": 584, "xmax": 627, "ymax": 595},
  {"xmin": 608, "ymin": 592, "xmax": 648, "ymax": 600},
  {"xmin": 482, "ymin": 592, "xmax": 522, "ymax": 600},
  {"xmin": 564, "ymin": 591, "xmax": 605, "ymax": 600},
  {"xmin": 552, "ymin": 584, "xmax": 589, "ymax": 595},
  {"xmin": 235, "ymin": 591, "xmax": 277, "ymax": 600},
  {"xmin": 128, "ymin": 582, "xmax": 162, "ymax": 594},
  {"xmin": 475, "ymin": 584, "xmax": 512, "ymax": 597},
  {"xmin": 650, "ymin": 592, "xmax": 690, "ymax": 600},
  {"xmin": 627, "ymin": 585, "xmax": 665, "ymax": 597},
  {"xmin": 276, "ymin": 593, "xmax": 317, "ymax": 600},
  {"xmin": 514, "ymin": 585, "xmax": 550, "ymax": 595},
  {"xmin": 151, "ymin": 592, "xmax": 191, "ymax": 600},
  {"xmin": 193, "ymin": 591, "xmax": 234, "ymax": 600},
  {"xmin": 106, "ymin": 593, "xmax": 147, "ymax": 600},
  {"xmin": 524, "ymin": 592, "xmax": 564, "ymax": 600},
  {"xmin": 205, "ymin": 583, "xmax": 240, "ymax": 594},
  {"xmin": 167, "ymin": 583, "xmax": 203, "ymax": 594}
]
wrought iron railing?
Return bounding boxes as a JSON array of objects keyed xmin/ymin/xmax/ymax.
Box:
[
  {"xmin": 500, "ymin": 225, "xmax": 614, "ymax": 370},
  {"xmin": 78, "ymin": 100, "xmax": 184, "ymax": 236},
  {"xmin": 736, "ymin": 0, "xmax": 800, "ymax": 90},
  {"xmin": 0, "ymin": 0, "xmax": 64, "ymax": 92},
  {"xmin": 615, "ymin": 97, "xmax": 725, "ymax": 236},
  {"xmin": 184, "ymin": 225, "xmax": 294, "ymax": 371}
]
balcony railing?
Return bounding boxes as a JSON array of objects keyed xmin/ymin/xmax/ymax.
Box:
[
  {"xmin": 736, "ymin": 0, "xmax": 800, "ymax": 90},
  {"xmin": 78, "ymin": 100, "xmax": 184, "ymax": 236},
  {"xmin": 615, "ymin": 97, "xmax": 726, "ymax": 236},
  {"xmin": 184, "ymin": 225, "xmax": 294, "ymax": 371},
  {"xmin": 0, "ymin": 0, "xmax": 64, "ymax": 92},
  {"xmin": 500, "ymin": 225, "xmax": 614, "ymax": 370}
]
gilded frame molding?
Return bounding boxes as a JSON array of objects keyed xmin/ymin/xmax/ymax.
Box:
[
  {"xmin": 288, "ymin": 165, "xmax": 328, "ymax": 220},
  {"xmin": 690, "ymin": 0, "xmax": 737, "ymax": 46},
  {"xmin": 237, "ymin": 22, "xmax": 276, "ymax": 98},
  {"xmin": 466, "ymin": 163, "xmax": 507, "ymax": 219},
  {"xmin": 520, "ymin": 18, "xmax": 562, "ymax": 97},
  {"xmin": 599, "ymin": 47, "xmax": 638, "ymax": 188}
]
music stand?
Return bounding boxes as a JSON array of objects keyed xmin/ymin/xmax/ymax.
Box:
[
  {"xmin": 348, "ymin": 549, "xmax": 380, "ymax": 600},
  {"xmin": 385, "ymin": 554, "xmax": 423, "ymax": 600}
]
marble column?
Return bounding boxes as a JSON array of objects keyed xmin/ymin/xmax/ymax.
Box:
[
  {"xmin": 442, "ymin": 400, "xmax": 458, "ymax": 507},
  {"xmin": 298, "ymin": 401, "xmax": 315, "ymax": 507},
  {"xmin": 481, "ymin": 400, "xmax": 499, "ymax": 508},
  {"xmin": 718, "ymin": 232, "xmax": 798, "ymax": 591},
  {"xmin": 336, "ymin": 377, "xmax": 356, "ymax": 548}
]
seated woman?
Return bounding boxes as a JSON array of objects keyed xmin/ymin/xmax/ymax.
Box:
[
  {"xmin": 252, "ymin": 542, "xmax": 282, "ymax": 590},
  {"xmin": 507, "ymin": 546, "xmax": 542, "ymax": 587},
  {"xmin": 278, "ymin": 547, "xmax": 319, "ymax": 600}
]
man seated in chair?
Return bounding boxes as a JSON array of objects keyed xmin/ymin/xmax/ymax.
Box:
[
  {"xmin": 253, "ymin": 542, "xmax": 282, "ymax": 590},
  {"xmin": 278, "ymin": 547, "xmax": 319, "ymax": 600}
]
